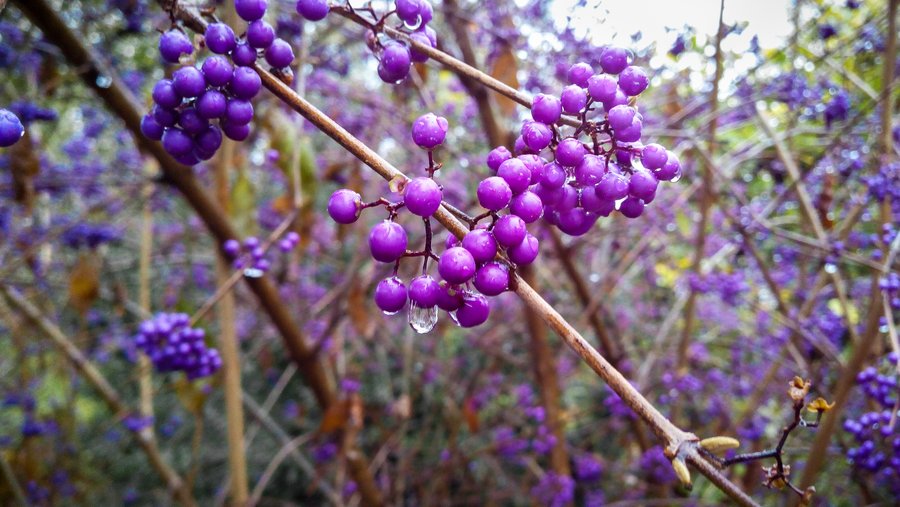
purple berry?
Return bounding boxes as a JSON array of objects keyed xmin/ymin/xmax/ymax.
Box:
[
  {"xmin": 618, "ymin": 66, "xmax": 649, "ymax": 96},
  {"xmin": 493, "ymin": 215, "xmax": 526, "ymax": 247},
  {"xmin": 172, "ymin": 66, "xmax": 206, "ymax": 98},
  {"xmin": 225, "ymin": 99, "xmax": 254, "ymax": 125},
  {"xmin": 518, "ymin": 154, "xmax": 545, "ymax": 184},
  {"xmin": 195, "ymin": 125, "xmax": 223, "ymax": 156},
  {"xmin": 162, "ymin": 127, "xmax": 193, "ymax": 156},
  {"xmin": 411, "ymin": 112, "xmax": 449, "ymax": 149},
  {"xmin": 597, "ymin": 171, "xmax": 630, "ymax": 200},
  {"xmin": 159, "ymin": 30, "xmax": 193, "ymax": 63},
  {"xmin": 641, "ymin": 143, "xmax": 667, "ymax": 170},
  {"xmin": 247, "ymin": 20, "xmax": 276, "ymax": 49},
  {"xmin": 587, "ymin": 74, "xmax": 617, "ymax": 103},
  {"xmin": 507, "ymin": 233, "xmax": 538, "ymax": 267},
  {"xmin": 497, "ymin": 158, "xmax": 531, "ymax": 194},
  {"xmin": 487, "ymin": 146, "xmax": 512, "ymax": 171},
  {"xmin": 409, "ymin": 274, "xmax": 440, "ymax": 307},
  {"xmin": 232, "ymin": 42, "xmax": 258, "ymax": 66},
  {"xmin": 561, "ymin": 84, "xmax": 588, "ymax": 114},
  {"xmin": 265, "ymin": 38, "xmax": 294, "ymax": 68},
  {"xmin": 509, "ymin": 191, "xmax": 543, "ymax": 224},
  {"xmin": 369, "ymin": 220, "xmax": 408, "ymax": 263},
  {"xmin": 230, "ymin": 67, "xmax": 262, "ymax": 99},
  {"xmin": 554, "ymin": 185, "xmax": 578, "ymax": 212},
  {"xmin": 619, "ymin": 196, "xmax": 645, "ymax": 218},
  {"xmin": 607, "ymin": 105, "xmax": 636, "ymax": 131},
  {"xmin": 236, "ymin": 0, "xmax": 268, "ymax": 22},
  {"xmin": 557, "ymin": 208, "xmax": 596, "ymax": 236},
  {"xmin": 375, "ymin": 277, "xmax": 407, "ymax": 314},
  {"xmin": 197, "ymin": 90, "xmax": 227, "ymax": 119},
  {"xmin": 555, "ymin": 138, "xmax": 586, "ymax": 167},
  {"xmin": 616, "ymin": 117, "xmax": 642, "ymax": 143},
  {"xmin": 409, "ymin": 30, "xmax": 435, "ymax": 63},
  {"xmin": 456, "ymin": 293, "xmax": 490, "ymax": 327},
  {"xmin": 540, "ymin": 162, "xmax": 566, "ymax": 189},
  {"xmin": 477, "ymin": 176, "xmax": 512, "ymax": 211},
  {"xmin": 655, "ymin": 151, "xmax": 681, "ymax": 181},
  {"xmin": 581, "ymin": 186, "xmax": 615, "ymax": 215},
  {"xmin": 396, "ymin": 0, "xmax": 423, "ymax": 25},
  {"xmin": 629, "ymin": 169, "xmax": 658, "ymax": 201},
  {"xmin": 462, "ymin": 229, "xmax": 498, "ymax": 264},
  {"xmin": 532, "ymin": 93, "xmax": 562, "ymax": 125},
  {"xmin": 140, "ymin": 114, "xmax": 164, "ymax": 141},
  {"xmin": 436, "ymin": 282, "xmax": 464, "ymax": 311},
  {"xmin": 404, "ymin": 176, "xmax": 442, "ymax": 217},
  {"xmin": 178, "ymin": 107, "xmax": 208, "ymax": 135},
  {"xmin": 328, "ymin": 189, "xmax": 362, "ymax": 224},
  {"xmin": 474, "ymin": 262, "xmax": 509, "ymax": 296},
  {"xmin": 567, "ymin": 62, "xmax": 593, "ymax": 87},
  {"xmin": 152, "ymin": 79, "xmax": 181, "ymax": 109},
  {"xmin": 205, "ymin": 23, "xmax": 237, "ymax": 54},
  {"xmin": 152, "ymin": 105, "xmax": 178, "ymax": 127},
  {"xmin": 296, "ymin": 0, "xmax": 329, "ymax": 21},
  {"xmin": 378, "ymin": 42, "xmax": 412, "ymax": 83},
  {"xmin": 222, "ymin": 122, "xmax": 251, "ymax": 141},
  {"xmin": 201, "ymin": 56, "xmax": 234, "ymax": 87},
  {"xmin": 574, "ymin": 155, "xmax": 605, "ymax": 186},
  {"xmin": 438, "ymin": 247, "xmax": 476, "ymax": 284},
  {"xmin": 223, "ymin": 239, "xmax": 241, "ymax": 257},
  {"xmin": 600, "ymin": 46, "xmax": 629, "ymax": 74},
  {"xmin": 522, "ymin": 121, "xmax": 552, "ymax": 151}
]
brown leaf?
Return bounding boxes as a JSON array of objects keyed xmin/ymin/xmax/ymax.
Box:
[
  {"xmin": 9, "ymin": 130, "xmax": 40, "ymax": 209},
  {"xmin": 490, "ymin": 44, "xmax": 519, "ymax": 117},
  {"xmin": 69, "ymin": 253, "xmax": 100, "ymax": 315},
  {"xmin": 318, "ymin": 398, "xmax": 350, "ymax": 434},
  {"xmin": 347, "ymin": 280, "xmax": 374, "ymax": 337},
  {"xmin": 462, "ymin": 396, "xmax": 479, "ymax": 433}
]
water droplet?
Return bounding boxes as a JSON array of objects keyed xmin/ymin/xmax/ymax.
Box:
[
  {"xmin": 243, "ymin": 268, "xmax": 264, "ymax": 278},
  {"xmin": 824, "ymin": 263, "xmax": 837, "ymax": 274},
  {"xmin": 670, "ymin": 171, "xmax": 682, "ymax": 183},
  {"xmin": 382, "ymin": 309, "xmax": 399, "ymax": 316},
  {"xmin": 408, "ymin": 301, "xmax": 437, "ymax": 333},
  {"xmin": 96, "ymin": 75, "xmax": 112, "ymax": 88}
]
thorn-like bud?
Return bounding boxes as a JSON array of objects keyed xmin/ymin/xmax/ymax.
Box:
[
  {"xmin": 800, "ymin": 486, "xmax": 816, "ymax": 506},
  {"xmin": 671, "ymin": 457, "xmax": 692, "ymax": 489},
  {"xmin": 699, "ymin": 436, "xmax": 740, "ymax": 454},
  {"xmin": 789, "ymin": 376, "xmax": 810, "ymax": 402}
]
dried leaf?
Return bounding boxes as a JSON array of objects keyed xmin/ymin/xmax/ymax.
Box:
[
  {"xmin": 490, "ymin": 43, "xmax": 519, "ymax": 116},
  {"xmin": 462, "ymin": 396, "xmax": 479, "ymax": 433},
  {"xmin": 347, "ymin": 280, "xmax": 374, "ymax": 337},
  {"xmin": 319, "ymin": 398, "xmax": 350, "ymax": 434},
  {"xmin": 806, "ymin": 397, "xmax": 835, "ymax": 413},
  {"xmin": 69, "ymin": 253, "xmax": 100, "ymax": 315}
]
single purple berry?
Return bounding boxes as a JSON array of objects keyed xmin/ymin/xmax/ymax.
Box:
[
  {"xmin": 497, "ymin": 158, "xmax": 531, "ymax": 194},
  {"xmin": 159, "ymin": 30, "xmax": 194, "ymax": 63},
  {"xmin": 629, "ymin": 170, "xmax": 658, "ymax": 201},
  {"xmin": 296, "ymin": 0, "xmax": 329, "ymax": 21},
  {"xmin": 493, "ymin": 215, "xmax": 526, "ymax": 247},
  {"xmin": 222, "ymin": 122, "xmax": 251, "ymax": 141},
  {"xmin": 369, "ymin": 220, "xmax": 408, "ymax": 263},
  {"xmin": 522, "ymin": 121, "xmax": 552, "ymax": 151},
  {"xmin": 510, "ymin": 191, "xmax": 543, "ymax": 223},
  {"xmin": 140, "ymin": 114, "xmax": 164, "ymax": 141},
  {"xmin": 580, "ymin": 186, "xmax": 615, "ymax": 216},
  {"xmin": 587, "ymin": 74, "xmax": 617, "ymax": 103},
  {"xmin": 378, "ymin": 42, "xmax": 411, "ymax": 83},
  {"xmin": 557, "ymin": 208, "xmax": 596, "ymax": 236},
  {"xmin": 172, "ymin": 66, "xmax": 206, "ymax": 98},
  {"xmin": 456, "ymin": 293, "xmax": 490, "ymax": 327},
  {"xmin": 232, "ymin": 42, "xmax": 258, "ymax": 66},
  {"xmin": 205, "ymin": 23, "xmax": 237, "ymax": 54},
  {"xmin": 162, "ymin": 127, "xmax": 193, "ymax": 156},
  {"xmin": 436, "ymin": 282, "xmax": 464, "ymax": 311},
  {"xmin": 265, "ymin": 38, "xmax": 294, "ymax": 68},
  {"xmin": 532, "ymin": 93, "xmax": 562, "ymax": 125},
  {"xmin": 408, "ymin": 274, "xmax": 440, "ymax": 307},
  {"xmin": 197, "ymin": 90, "xmax": 227, "ymax": 119},
  {"xmin": 506, "ymin": 233, "xmax": 540, "ymax": 266},
  {"xmin": 567, "ymin": 62, "xmax": 593, "ymax": 88},
  {"xmin": 247, "ymin": 20, "xmax": 276, "ymax": 49},
  {"xmin": 225, "ymin": 99, "xmax": 254, "ymax": 125},
  {"xmin": 236, "ymin": 0, "xmax": 268, "ymax": 22},
  {"xmin": 404, "ymin": 176, "xmax": 442, "ymax": 217},
  {"xmin": 600, "ymin": 46, "xmax": 629, "ymax": 74},
  {"xmin": 396, "ymin": 0, "xmax": 423, "ymax": 25},
  {"xmin": 607, "ymin": 105, "xmax": 636, "ymax": 131},
  {"xmin": 195, "ymin": 125, "xmax": 223, "ymax": 155},
  {"xmin": 619, "ymin": 196, "xmax": 645, "ymax": 218},
  {"xmin": 616, "ymin": 117, "xmax": 642, "ymax": 143},
  {"xmin": 477, "ymin": 176, "xmax": 512, "ymax": 211},
  {"xmin": 409, "ymin": 30, "xmax": 435, "ymax": 63},
  {"xmin": 574, "ymin": 155, "xmax": 605, "ymax": 186},
  {"xmin": 597, "ymin": 171, "xmax": 630, "ymax": 200},
  {"xmin": 411, "ymin": 112, "xmax": 449, "ymax": 149},
  {"xmin": 327, "ymin": 189, "xmax": 362, "ymax": 224},
  {"xmin": 641, "ymin": 143, "xmax": 668, "ymax": 170},
  {"xmin": 561, "ymin": 85, "xmax": 588, "ymax": 114},
  {"xmin": 555, "ymin": 138, "xmax": 586, "ymax": 167},
  {"xmin": 230, "ymin": 67, "xmax": 262, "ymax": 99},
  {"xmin": 474, "ymin": 262, "xmax": 509, "ymax": 296},
  {"xmin": 223, "ymin": 239, "xmax": 241, "ymax": 257},
  {"xmin": 375, "ymin": 277, "xmax": 407, "ymax": 314},
  {"xmin": 462, "ymin": 229, "xmax": 498, "ymax": 264},
  {"xmin": 438, "ymin": 247, "xmax": 476, "ymax": 284},
  {"xmin": 178, "ymin": 107, "xmax": 209, "ymax": 135},
  {"xmin": 487, "ymin": 146, "xmax": 512, "ymax": 171},
  {"xmin": 618, "ymin": 66, "xmax": 649, "ymax": 96},
  {"xmin": 518, "ymin": 154, "xmax": 545, "ymax": 184},
  {"xmin": 152, "ymin": 79, "xmax": 181, "ymax": 109},
  {"xmin": 655, "ymin": 151, "xmax": 681, "ymax": 181},
  {"xmin": 540, "ymin": 162, "xmax": 566, "ymax": 189}
]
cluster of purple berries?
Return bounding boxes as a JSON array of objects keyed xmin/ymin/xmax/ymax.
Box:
[
  {"xmin": 488, "ymin": 54, "xmax": 680, "ymax": 235},
  {"xmin": 329, "ymin": 113, "xmax": 523, "ymax": 331},
  {"xmin": 223, "ymin": 232, "xmax": 300, "ymax": 274},
  {"xmin": 843, "ymin": 353, "xmax": 900, "ymax": 495},
  {"xmin": 0, "ymin": 108, "xmax": 24, "ymax": 147},
  {"xmin": 141, "ymin": 0, "xmax": 296, "ymax": 164},
  {"xmin": 135, "ymin": 313, "xmax": 222, "ymax": 379},
  {"xmin": 297, "ymin": 0, "xmax": 437, "ymax": 84}
]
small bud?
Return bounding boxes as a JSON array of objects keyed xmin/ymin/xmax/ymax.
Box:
[
  {"xmin": 671, "ymin": 457, "xmax": 692, "ymax": 489},
  {"xmin": 800, "ymin": 486, "xmax": 816, "ymax": 506},
  {"xmin": 806, "ymin": 397, "xmax": 835, "ymax": 413},
  {"xmin": 699, "ymin": 436, "xmax": 740, "ymax": 454},
  {"xmin": 389, "ymin": 175, "xmax": 407, "ymax": 194},
  {"xmin": 789, "ymin": 376, "xmax": 810, "ymax": 402}
]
